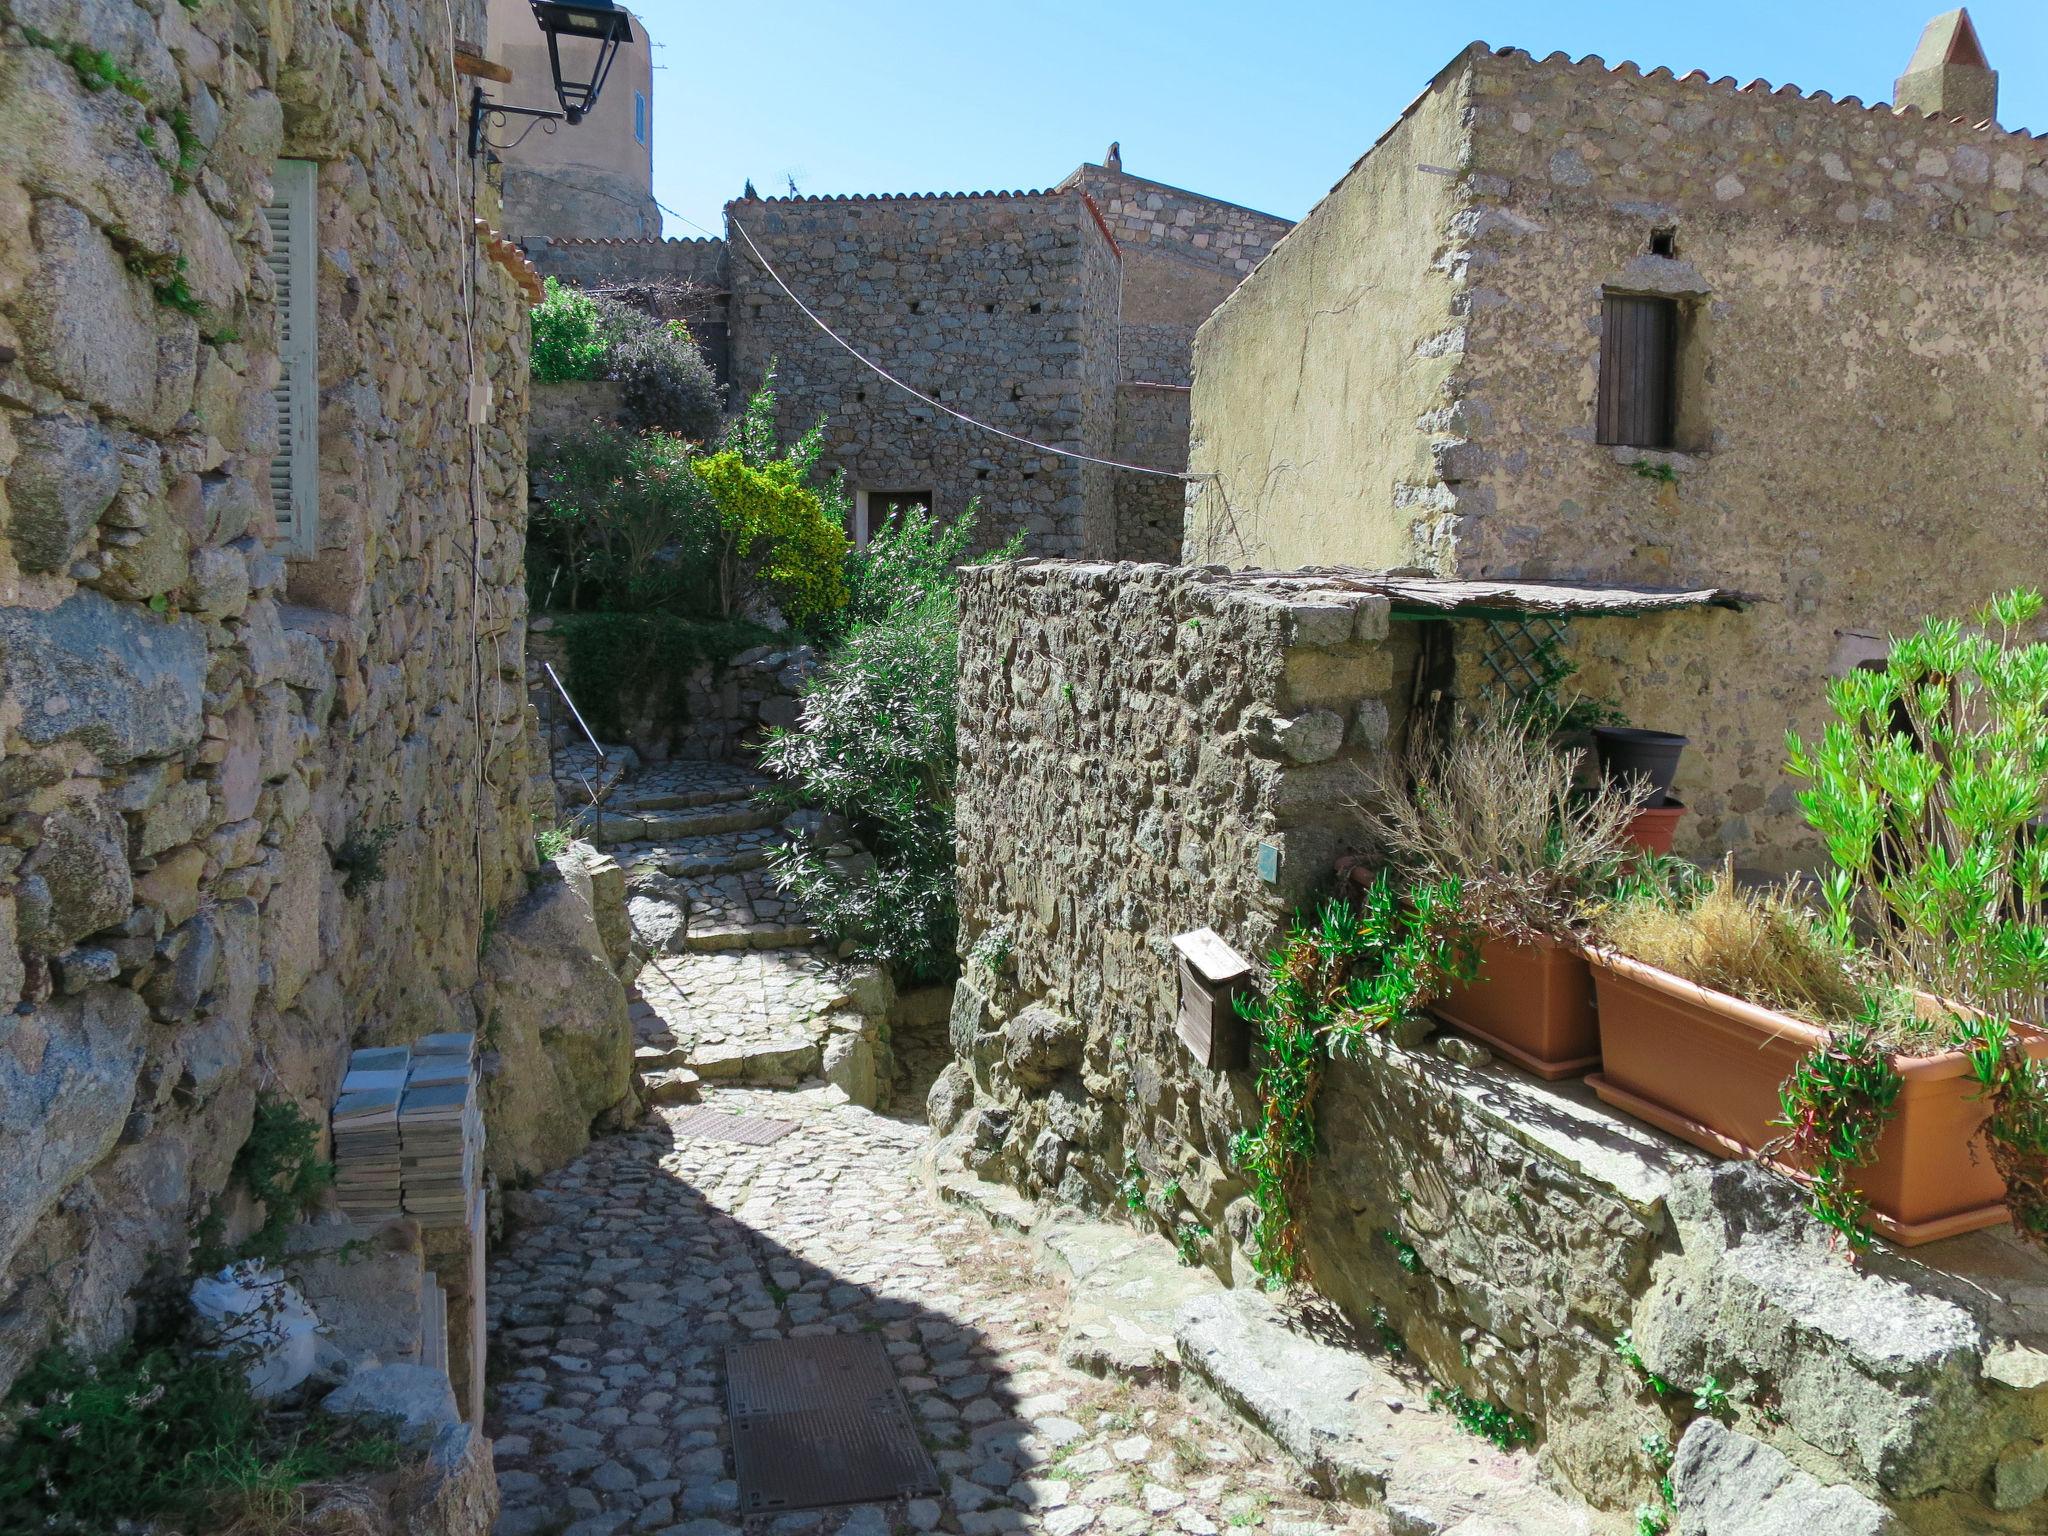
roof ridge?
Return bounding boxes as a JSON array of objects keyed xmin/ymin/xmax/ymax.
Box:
[
  {"xmin": 728, "ymin": 188, "xmax": 1060, "ymax": 206},
  {"xmin": 1488, "ymin": 43, "xmax": 2040, "ymax": 143},
  {"xmin": 539, "ymin": 235, "xmax": 724, "ymax": 248}
]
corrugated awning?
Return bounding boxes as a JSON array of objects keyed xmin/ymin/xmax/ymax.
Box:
[{"xmin": 1279, "ymin": 569, "xmax": 1751, "ymax": 620}]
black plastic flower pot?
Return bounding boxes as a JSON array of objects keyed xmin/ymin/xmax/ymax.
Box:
[{"xmin": 1593, "ymin": 727, "xmax": 1688, "ymax": 807}]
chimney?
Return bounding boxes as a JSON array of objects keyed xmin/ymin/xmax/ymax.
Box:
[
  {"xmin": 1894, "ymin": 9, "xmax": 1998, "ymax": 124},
  {"xmin": 1105, "ymin": 141, "xmax": 1122, "ymax": 173}
]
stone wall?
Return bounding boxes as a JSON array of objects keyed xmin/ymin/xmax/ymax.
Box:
[
  {"xmin": 1117, "ymin": 321, "xmax": 1198, "ymax": 388},
  {"xmin": 725, "ymin": 192, "xmax": 1120, "ymax": 556},
  {"xmin": 1060, "ymin": 163, "xmax": 1292, "ymax": 302},
  {"xmin": 1111, "ymin": 384, "xmax": 1193, "ymax": 564},
  {"xmin": 526, "ymin": 624, "xmax": 813, "ymax": 764},
  {"xmin": 1185, "ymin": 42, "xmax": 2048, "ymax": 871},
  {"xmin": 947, "ymin": 564, "xmax": 1408, "ymax": 1218},
  {"xmin": 528, "ymin": 236, "xmax": 730, "ymax": 292},
  {"xmin": 941, "ymin": 562, "xmax": 2048, "ymax": 1532},
  {"xmin": 1455, "ymin": 46, "xmax": 2048, "ymax": 875},
  {"xmin": 0, "ymin": 0, "xmax": 608, "ymax": 1399}
]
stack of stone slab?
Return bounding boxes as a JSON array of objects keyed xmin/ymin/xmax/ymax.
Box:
[
  {"xmin": 398, "ymin": 1033, "xmax": 481, "ymax": 1227},
  {"xmin": 331, "ymin": 1047, "xmax": 407, "ymax": 1220},
  {"xmin": 330, "ymin": 1033, "xmax": 482, "ymax": 1228}
]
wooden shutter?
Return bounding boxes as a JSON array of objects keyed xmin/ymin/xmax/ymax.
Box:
[
  {"xmin": 1596, "ymin": 294, "xmax": 1677, "ymax": 449},
  {"xmin": 266, "ymin": 159, "xmax": 318, "ymax": 558}
]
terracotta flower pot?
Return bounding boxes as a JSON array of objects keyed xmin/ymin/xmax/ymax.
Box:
[
  {"xmin": 1584, "ymin": 949, "xmax": 2046, "ymax": 1246},
  {"xmin": 1621, "ymin": 798, "xmax": 1685, "ymax": 856},
  {"xmin": 1431, "ymin": 933, "xmax": 1601, "ymax": 1080}
]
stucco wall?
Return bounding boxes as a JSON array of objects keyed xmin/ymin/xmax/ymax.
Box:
[
  {"xmin": 726, "ymin": 193, "xmax": 1117, "ymax": 555},
  {"xmin": 0, "ymin": 0, "xmax": 545, "ymax": 1394},
  {"xmin": 1184, "ymin": 65, "xmax": 1475, "ymax": 569}
]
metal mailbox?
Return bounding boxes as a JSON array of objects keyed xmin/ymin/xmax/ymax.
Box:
[{"xmin": 1173, "ymin": 927, "xmax": 1254, "ymax": 1071}]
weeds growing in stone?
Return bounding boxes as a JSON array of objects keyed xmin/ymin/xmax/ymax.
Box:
[
  {"xmin": 1232, "ymin": 876, "xmax": 1474, "ymax": 1283},
  {"xmin": 1613, "ymin": 1330, "xmax": 1672, "ymax": 1396},
  {"xmin": 1427, "ymin": 1385, "xmax": 1532, "ymax": 1452},
  {"xmin": 234, "ymin": 1096, "xmax": 334, "ymax": 1262},
  {"xmin": 0, "ymin": 1335, "xmax": 400, "ymax": 1534},
  {"xmin": 331, "ymin": 824, "xmax": 398, "ymax": 899}
]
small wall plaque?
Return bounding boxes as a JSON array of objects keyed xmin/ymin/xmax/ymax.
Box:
[{"xmin": 1173, "ymin": 927, "xmax": 1254, "ymax": 1071}]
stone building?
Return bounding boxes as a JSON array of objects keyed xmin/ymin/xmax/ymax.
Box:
[
  {"xmin": 0, "ymin": 0, "xmax": 628, "ymax": 1447},
  {"xmin": 525, "ymin": 151, "xmax": 1291, "ymax": 559},
  {"xmin": 1184, "ymin": 11, "xmax": 2048, "ymax": 872},
  {"xmin": 485, "ymin": 0, "xmax": 660, "ymax": 239}
]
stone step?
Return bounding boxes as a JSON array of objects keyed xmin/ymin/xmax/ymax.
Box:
[
  {"xmin": 634, "ymin": 1042, "xmax": 690, "ymax": 1072},
  {"xmin": 682, "ymin": 920, "xmax": 817, "ymax": 953},
  {"xmin": 687, "ymin": 1033, "xmax": 822, "ymax": 1084},
  {"xmin": 608, "ymin": 782, "xmax": 766, "ymax": 815},
  {"xmin": 927, "ymin": 1162, "xmax": 1610, "ymax": 1532},
  {"xmin": 591, "ymin": 803, "xmax": 783, "ymax": 846},
  {"xmin": 642, "ymin": 1067, "xmax": 702, "ymax": 1106},
  {"xmin": 928, "ymin": 1169, "xmax": 1218, "ymax": 1385},
  {"xmin": 1173, "ymin": 1288, "xmax": 1611, "ymax": 1533},
  {"xmin": 622, "ymin": 834, "xmax": 774, "ymax": 881}
]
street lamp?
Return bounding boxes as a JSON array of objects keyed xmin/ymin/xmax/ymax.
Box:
[
  {"xmin": 469, "ymin": 0, "xmax": 635, "ymax": 155},
  {"xmin": 530, "ymin": 0, "xmax": 635, "ymax": 124}
]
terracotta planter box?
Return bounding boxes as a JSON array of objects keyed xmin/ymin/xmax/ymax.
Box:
[
  {"xmin": 1585, "ymin": 949, "xmax": 2045, "ymax": 1246},
  {"xmin": 1432, "ymin": 933, "xmax": 1600, "ymax": 1080}
]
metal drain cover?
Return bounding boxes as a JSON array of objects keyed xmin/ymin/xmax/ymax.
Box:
[
  {"xmin": 727, "ymin": 1333, "xmax": 940, "ymax": 1511},
  {"xmin": 670, "ymin": 1106, "xmax": 798, "ymax": 1146}
]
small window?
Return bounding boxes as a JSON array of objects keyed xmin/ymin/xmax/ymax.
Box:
[
  {"xmin": 1649, "ymin": 227, "xmax": 1676, "ymax": 257},
  {"xmin": 265, "ymin": 159, "xmax": 318, "ymax": 558},
  {"xmin": 1596, "ymin": 293, "xmax": 1678, "ymax": 450},
  {"xmin": 856, "ymin": 490, "xmax": 931, "ymax": 548},
  {"xmin": 633, "ymin": 91, "xmax": 647, "ymax": 145}
]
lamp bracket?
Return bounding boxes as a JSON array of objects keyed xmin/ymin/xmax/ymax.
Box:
[{"xmin": 468, "ymin": 86, "xmax": 563, "ymax": 156}]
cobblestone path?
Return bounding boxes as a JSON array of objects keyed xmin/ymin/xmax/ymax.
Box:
[{"xmin": 486, "ymin": 1083, "xmax": 1388, "ymax": 1536}]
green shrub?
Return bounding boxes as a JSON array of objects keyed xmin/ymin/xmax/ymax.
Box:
[
  {"xmin": 527, "ymin": 381, "xmax": 853, "ymax": 626},
  {"xmin": 1786, "ymin": 587, "xmax": 2048, "ymax": 1027},
  {"xmin": 0, "ymin": 1333, "xmax": 401, "ymax": 1533},
  {"xmin": 555, "ymin": 611, "xmax": 776, "ymax": 740},
  {"xmin": 531, "ymin": 276, "xmax": 610, "ymax": 382},
  {"xmin": 234, "ymin": 1095, "xmax": 334, "ymax": 1262},
  {"xmin": 761, "ymin": 502, "xmax": 1016, "ymax": 983},
  {"xmin": 695, "ymin": 449, "xmax": 848, "ymax": 623},
  {"xmin": 612, "ymin": 319, "xmax": 721, "ymax": 439},
  {"xmin": 528, "ymin": 427, "xmax": 722, "ymax": 614}
]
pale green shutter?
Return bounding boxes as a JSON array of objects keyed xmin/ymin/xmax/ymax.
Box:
[{"xmin": 266, "ymin": 159, "xmax": 318, "ymax": 558}]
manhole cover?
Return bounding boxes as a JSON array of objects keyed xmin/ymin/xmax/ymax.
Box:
[
  {"xmin": 670, "ymin": 1106, "xmax": 798, "ymax": 1146},
  {"xmin": 727, "ymin": 1333, "xmax": 940, "ymax": 1511}
]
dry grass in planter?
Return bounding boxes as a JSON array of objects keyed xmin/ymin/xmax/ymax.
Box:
[
  {"xmin": 1353, "ymin": 711, "xmax": 1641, "ymax": 1077},
  {"xmin": 1588, "ymin": 868, "xmax": 2042, "ymax": 1247}
]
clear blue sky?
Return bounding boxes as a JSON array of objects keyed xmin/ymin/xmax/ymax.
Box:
[{"xmin": 637, "ymin": 1, "xmax": 2044, "ymax": 238}]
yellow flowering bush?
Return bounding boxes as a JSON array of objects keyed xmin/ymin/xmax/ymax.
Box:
[{"xmin": 694, "ymin": 449, "xmax": 849, "ymax": 622}]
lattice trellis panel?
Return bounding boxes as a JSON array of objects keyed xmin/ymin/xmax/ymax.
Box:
[{"xmin": 1476, "ymin": 616, "xmax": 1573, "ymax": 708}]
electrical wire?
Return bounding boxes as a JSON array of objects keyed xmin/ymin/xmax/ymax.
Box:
[
  {"xmin": 599, "ymin": 185, "xmax": 1206, "ymax": 483},
  {"xmin": 722, "ymin": 214, "xmax": 1200, "ymax": 481}
]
